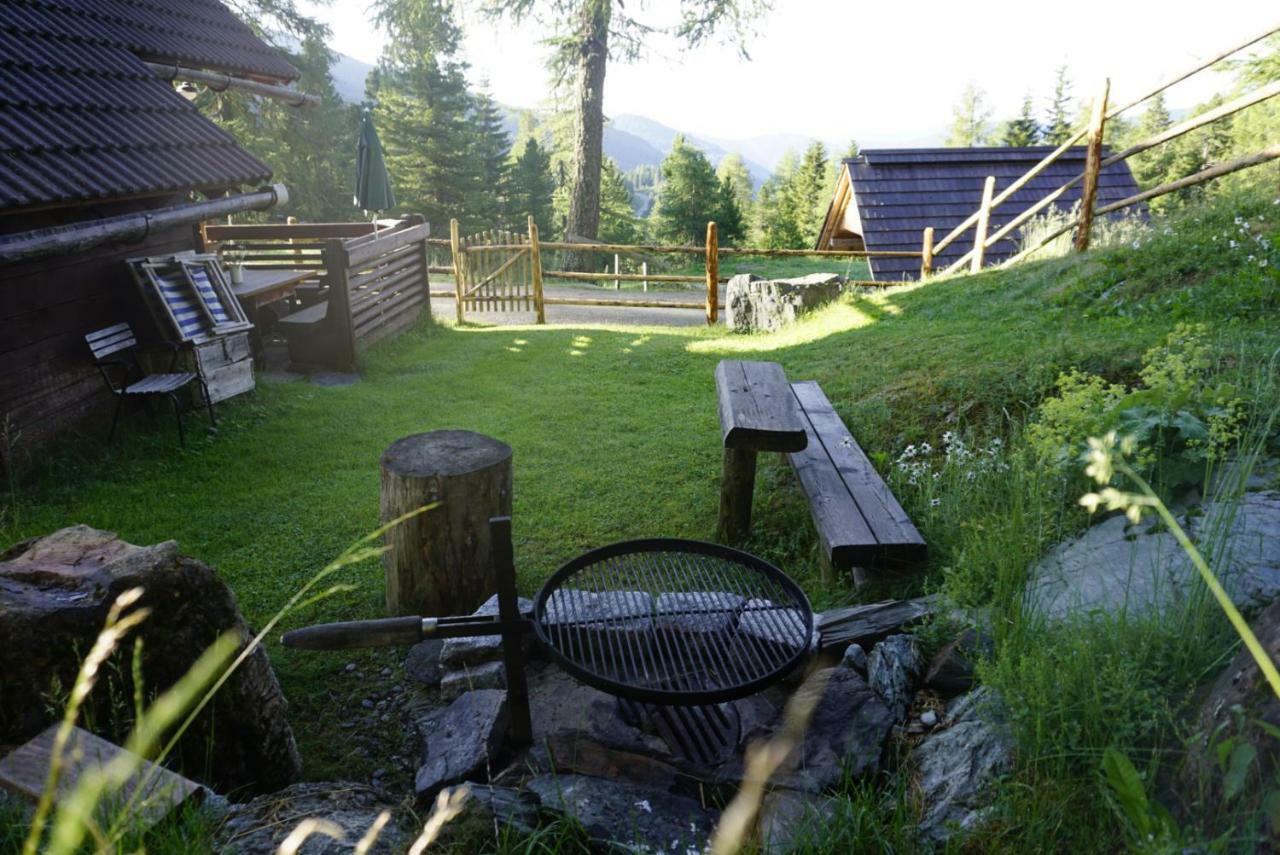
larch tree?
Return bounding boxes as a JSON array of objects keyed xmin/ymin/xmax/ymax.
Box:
[
  {"xmin": 471, "ymin": 0, "xmax": 770, "ymax": 267},
  {"xmin": 945, "ymin": 83, "xmax": 993, "ymax": 146}
]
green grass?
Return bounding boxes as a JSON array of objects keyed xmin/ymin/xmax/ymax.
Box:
[{"xmin": 2, "ymin": 182, "xmax": 1278, "ymax": 851}]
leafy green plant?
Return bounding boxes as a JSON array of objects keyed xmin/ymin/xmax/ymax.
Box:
[{"xmin": 1100, "ymin": 747, "xmax": 1181, "ymax": 852}]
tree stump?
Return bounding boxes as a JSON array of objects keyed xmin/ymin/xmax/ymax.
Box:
[{"xmin": 380, "ymin": 430, "xmax": 513, "ymax": 616}]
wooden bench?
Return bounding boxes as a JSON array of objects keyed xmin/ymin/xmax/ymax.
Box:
[{"xmin": 715, "ymin": 360, "xmax": 926, "ymax": 584}]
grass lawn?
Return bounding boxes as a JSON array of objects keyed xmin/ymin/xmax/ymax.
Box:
[{"xmin": 3, "ymin": 183, "xmax": 1278, "ymax": 851}]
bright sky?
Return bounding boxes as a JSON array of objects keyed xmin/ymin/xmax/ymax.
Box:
[{"xmin": 305, "ymin": 0, "xmax": 1271, "ymax": 146}]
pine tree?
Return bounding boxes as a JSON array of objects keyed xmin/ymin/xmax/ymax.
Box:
[
  {"xmin": 1130, "ymin": 92, "xmax": 1175, "ymax": 190},
  {"xmin": 651, "ymin": 136, "xmax": 723, "ymax": 245},
  {"xmin": 842, "ymin": 139, "xmax": 861, "ymax": 160},
  {"xmin": 371, "ymin": 0, "xmax": 479, "ymax": 233},
  {"xmin": 945, "ymin": 83, "xmax": 993, "ymax": 146},
  {"xmin": 506, "ymin": 137, "xmax": 556, "ymax": 235},
  {"xmin": 715, "ymin": 174, "xmax": 747, "ymax": 245},
  {"xmin": 1001, "ymin": 95, "xmax": 1040, "ymax": 146},
  {"xmin": 1042, "ymin": 66, "xmax": 1074, "ymax": 145},
  {"xmin": 468, "ymin": 89, "xmax": 512, "ymax": 227}
]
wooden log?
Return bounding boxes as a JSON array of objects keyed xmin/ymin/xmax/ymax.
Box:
[
  {"xmin": 705, "ymin": 221, "xmax": 719, "ymax": 325},
  {"xmin": 1075, "ymin": 79, "xmax": 1111, "ymax": 253},
  {"xmin": 379, "ymin": 430, "xmax": 513, "ymax": 616},
  {"xmin": 815, "ymin": 596, "xmax": 937, "ymax": 651},
  {"xmin": 541, "ymin": 297, "xmax": 720, "ymax": 309},
  {"xmin": 717, "ymin": 448, "xmax": 758, "ymax": 543},
  {"xmin": 450, "ymin": 218, "xmax": 464, "ymax": 324},
  {"xmin": 529, "ymin": 217, "xmax": 546, "ymax": 325},
  {"xmin": 920, "ymin": 227, "xmax": 934, "ymax": 279},
  {"xmin": 971, "ymin": 176, "xmax": 996, "ymax": 273}
]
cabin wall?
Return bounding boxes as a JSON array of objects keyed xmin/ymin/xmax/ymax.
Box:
[{"xmin": 0, "ymin": 196, "xmax": 198, "ymax": 465}]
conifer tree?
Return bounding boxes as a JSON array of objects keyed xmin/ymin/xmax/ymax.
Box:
[
  {"xmin": 468, "ymin": 89, "xmax": 512, "ymax": 226},
  {"xmin": 945, "ymin": 83, "xmax": 993, "ymax": 146},
  {"xmin": 370, "ymin": 0, "xmax": 478, "ymax": 232},
  {"xmin": 651, "ymin": 136, "xmax": 723, "ymax": 245},
  {"xmin": 752, "ymin": 151, "xmax": 806, "ymax": 249},
  {"xmin": 1001, "ymin": 95, "xmax": 1041, "ymax": 146},
  {"xmin": 506, "ymin": 137, "xmax": 556, "ymax": 235},
  {"xmin": 715, "ymin": 174, "xmax": 747, "ymax": 245},
  {"xmin": 790, "ymin": 141, "xmax": 833, "ymax": 243},
  {"xmin": 1042, "ymin": 65, "xmax": 1074, "ymax": 145},
  {"xmin": 599, "ymin": 158, "xmax": 642, "ymax": 244},
  {"xmin": 716, "ymin": 154, "xmax": 755, "ymax": 229},
  {"xmin": 1130, "ymin": 92, "xmax": 1175, "ymax": 190}
]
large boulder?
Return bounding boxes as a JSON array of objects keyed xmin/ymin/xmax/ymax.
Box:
[
  {"xmin": 725, "ymin": 273, "xmax": 846, "ymax": 332},
  {"xmin": 526, "ymin": 773, "xmax": 714, "ymax": 853},
  {"xmin": 413, "ymin": 689, "xmax": 509, "ymax": 801},
  {"xmin": 0, "ymin": 525, "xmax": 301, "ymax": 796},
  {"xmin": 1027, "ymin": 489, "xmax": 1280, "ymax": 621}
]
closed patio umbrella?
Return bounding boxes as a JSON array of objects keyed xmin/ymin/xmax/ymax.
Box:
[{"xmin": 354, "ymin": 110, "xmax": 396, "ymax": 226}]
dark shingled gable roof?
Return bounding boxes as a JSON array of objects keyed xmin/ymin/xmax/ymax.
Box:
[
  {"xmin": 0, "ymin": 0, "xmax": 290, "ymax": 212},
  {"xmin": 840, "ymin": 147, "xmax": 1143, "ymax": 281}
]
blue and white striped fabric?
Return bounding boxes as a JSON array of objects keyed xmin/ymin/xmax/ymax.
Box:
[
  {"xmin": 184, "ymin": 264, "xmax": 232, "ymax": 325},
  {"xmin": 152, "ymin": 268, "xmax": 208, "ymax": 340}
]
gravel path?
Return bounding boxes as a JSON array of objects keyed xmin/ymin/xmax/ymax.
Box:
[{"xmin": 429, "ymin": 284, "xmax": 722, "ymax": 328}]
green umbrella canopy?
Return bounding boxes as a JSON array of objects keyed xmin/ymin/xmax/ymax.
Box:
[{"xmin": 354, "ymin": 110, "xmax": 396, "ymax": 215}]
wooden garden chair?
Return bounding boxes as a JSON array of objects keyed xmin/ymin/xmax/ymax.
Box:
[{"xmin": 85, "ymin": 323, "xmax": 216, "ymax": 448}]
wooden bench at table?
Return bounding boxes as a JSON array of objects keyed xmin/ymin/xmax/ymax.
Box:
[{"xmin": 714, "ymin": 359, "xmax": 926, "ymax": 585}]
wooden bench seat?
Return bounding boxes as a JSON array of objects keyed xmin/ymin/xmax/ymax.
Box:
[
  {"xmin": 713, "ymin": 359, "xmax": 925, "ymax": 585},
  {"xmin": 277, "ymin": 301, "xmax": 329, "ymax": 329},
  {"xmin": 787, "ymin": 381, "xmax": 926, "ymax": 580}
]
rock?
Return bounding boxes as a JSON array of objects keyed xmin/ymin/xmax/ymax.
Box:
[
  {"xmin": 815, "ymin": 596, "xmax": 936, "ymax": 652},
  {"xmin": 526, "ymin": 773, "xmax": 714, "ymax": 853},
  {"xmin": 542, "ymin": 589, "xmax": 654, "ymax": 659},
  {"xmin": 0, "ymin": 525, "xmax": 301, "ymax": 796},
  {"xmin": 768, "ymin": 667, "xmax": 894, "ymax": 793},
  {"xmin": 529, "ymin": 668, "xmax": 668, "ymax": 758},
  {"xmin": 429, "ymin": 784, "xmax": 539, "ymax": 847},
  {"xmin": 527, "ymin": 733, "xmax": 680, "ymax": 791},
  {"xmin": 414, "ymin": 689, "xmax": 509, "ymax": 800},
  {"xmin": 740, "ymin": 599, "xmax": 812, "ymax": 648},
  {"xmin": 921, "ymin": 710, "xmax": 938, "ymax": 727},
  {"xmin": 404, "ymin": 638, "xmax": 444, "ymax": 686},
  {"xmin": 914, "ymin": 688, "xmax": 1014, "ymax": 846},
  {"xmin": 726, "ymin": 272, "xmax": 846, "ymax": 332},
  {"xmin": 756, "ymin": 788, "xmax": 836, "ymax": 854},
  {"xmin": 440, "ymin": 660, "xmax": 507, "ymax": 701},
  {"xmin": 439, "ymin": 594, "xmax": 532, "ymax": 670},
  {"xmin": 218, "ymin": 782, "xmax": 403, "ymax": 854},
  {"xmin": 1027, "ymin": 490, "xmax": 1280, "ymax": 621},
  {"xmin": 840, "ymin": 643, "xmax": 868, "ymax": 673},
  {"xmin": 868, "ymin": 634, "xmax": 923, "ymax": 722},
  {"xmin": 655, "ymin": 591, "xmax": 744, "ymax": 634},
  {"xmin": 1184, "ymin": 599, "xmax": 1280, "ymax": 809},
  {"xmin": 923, "ymin": 628, "xmax": 991, "ymax": 697}
]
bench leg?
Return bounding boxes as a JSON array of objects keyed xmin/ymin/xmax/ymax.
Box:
[{"xmin": 717, "ymin": 447, "xmax": 758, "ymax": 542}]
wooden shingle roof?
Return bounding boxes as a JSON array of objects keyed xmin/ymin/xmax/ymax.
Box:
[
  {"xmin": 0, "ymin": 0, "xmax": 286, "ymax": 212},
  {"xmin": 832, "ymin": 147, "xmax": 1143, "ymax": 281}
]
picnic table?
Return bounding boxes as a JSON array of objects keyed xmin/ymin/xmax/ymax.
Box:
[{"xmin": 232, "ymin": 269, "xmax": 314, "ymax": 356}]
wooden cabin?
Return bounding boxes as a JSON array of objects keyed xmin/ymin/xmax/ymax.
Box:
[
  {"xmin": 815, "ymin": 147, "xmax": 1143, "ymax": 281},
  {"xmin": 0, "ymin": 0, "xmax": 303, "ymax": 463}
]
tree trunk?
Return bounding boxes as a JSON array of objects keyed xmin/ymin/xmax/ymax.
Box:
[
  {"xmin": 379, "ymin": 430, "xmax": 513, "ymax": 616},
  {"xmin": 562, "ymin": 1, "xmax": 609, "ymax": 272}
]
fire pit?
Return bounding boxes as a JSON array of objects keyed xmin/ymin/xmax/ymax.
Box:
[{"xmin": 283, "ymin": 517, "xmax": 813, "ymax": 745}]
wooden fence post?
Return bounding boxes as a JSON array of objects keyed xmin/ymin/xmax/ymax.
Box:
[
  {"xmin": 920, "ymin": 227, "xmax": 934, "ymax": 279},
  {"xmin": 450, "ymin": 218, "xmax": 464, "ymax": 324},
  {"xmin": 705, "ymin": 221, "xmax": 719, "ymax": 325},
  {"xmin": 325, "ymin": 238, "xmax": 358, "ymax": 372},
  {"xmin": 528, "ymin": 216, "xmax": 546, "ymax": 325},
  {"xmin": 1075, "ymin": 78, "xmax": 1111, "ymax": 253},
  {"xmin": 971, "ymin": 176, "xmax": 996, "ymax": 273}
]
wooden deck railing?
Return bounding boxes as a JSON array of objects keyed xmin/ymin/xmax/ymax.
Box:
[{"xmin": 931, "ymin": 21, "xmax": 1280, "ymax": 276}]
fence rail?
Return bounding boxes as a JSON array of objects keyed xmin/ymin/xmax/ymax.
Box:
[
  {"xmin": 931, "ymin": 21, "xmax": 1280, "ymax": 276},
  {"xmin": 441, "ymin": 217, "xmax": 921, "ymax": 325}
]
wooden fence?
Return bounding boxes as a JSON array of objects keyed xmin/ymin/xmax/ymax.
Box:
[
  {"xmin": 201, "ymin": 216, "xmax": 434, "ymax": 371},
  {"xmin": 930, "ymin": 22, "xmax": 1280, "ymax": 275},
  {"xmin": 430, "ymin": 216, "xmax": 925, "ymax": 325}
]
